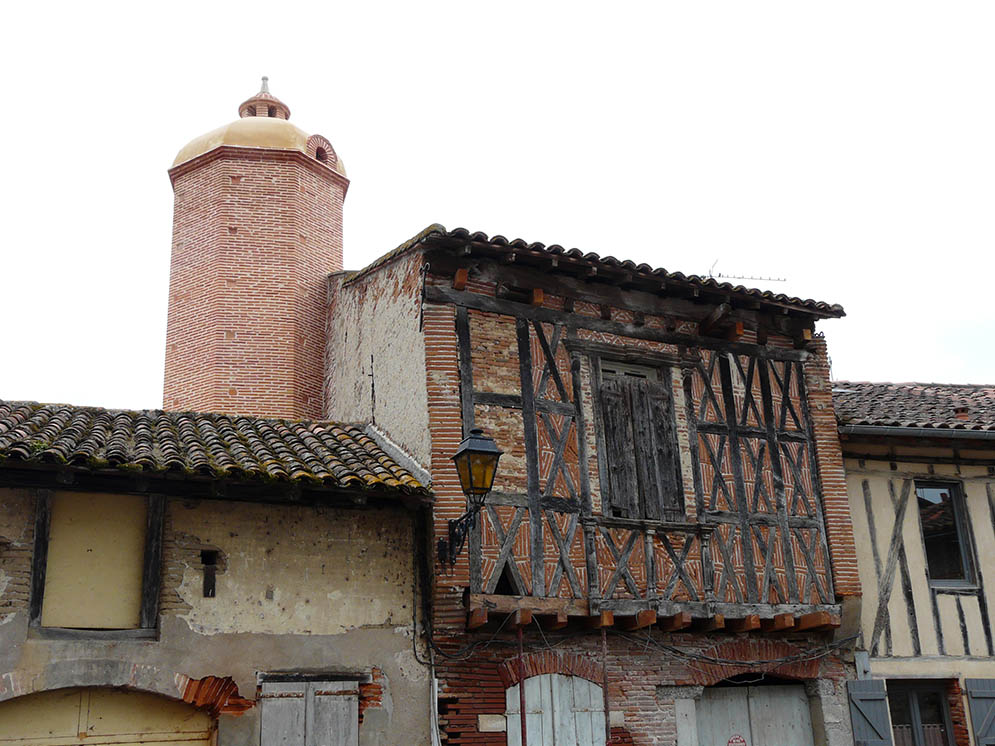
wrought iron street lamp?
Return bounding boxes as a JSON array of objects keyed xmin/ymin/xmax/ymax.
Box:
[{"xmin": 439, "ymin": 428, "xmax": 503, "ymax": 566}]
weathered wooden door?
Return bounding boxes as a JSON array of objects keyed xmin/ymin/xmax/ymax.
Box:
[
  {"xmin": 695, "ymin": 685, "xmax": 814, "ymax": 746},
  {"xmin": 505, "ymin": 674, "xmax": 606, "ymax": 746},
  {"xmin": 0, "ymin": 687, "xmax": 213, "ymax": 745}
]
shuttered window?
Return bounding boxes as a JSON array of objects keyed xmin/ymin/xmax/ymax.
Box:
[
  {"xmin": 260, "ymin": 680, "xmax": 359, "ymax": 746},
  {"xmin": 597, "ymin": 362, "xmax": 683, "ymax": 521}
]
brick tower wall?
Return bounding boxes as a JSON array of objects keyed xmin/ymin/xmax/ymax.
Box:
[{"xmin": 164, "ymin": 147, "xmax": 346, "ymax": 419}]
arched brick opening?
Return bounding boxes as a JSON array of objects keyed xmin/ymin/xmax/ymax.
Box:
[
  {"xmin": 678, "ymin": 639, "xmax": 820, "ymax": 686},
  {"xmin": 0, "ymin": 660, "xmax": 252, "ymax": 716},
  {"xmin": 306, "ymin": 134, "xmax": 337, "ymax": 167},
  {"xmin": 497, "ymin": 651, "xmax": 604, "ymax": 688}
]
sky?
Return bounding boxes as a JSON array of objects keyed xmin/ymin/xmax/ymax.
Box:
[{"xmin": 2, "ymin": 1, "xmax": 993, "ymax": 410}]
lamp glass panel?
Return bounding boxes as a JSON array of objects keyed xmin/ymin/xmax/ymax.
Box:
[
  {"xmin": 469, "ymin": 452, "xmax": 498, "ymax": 495},
  {"xmin": 454, "ymin": 454, "xmax": 472, "ymax": 496}
]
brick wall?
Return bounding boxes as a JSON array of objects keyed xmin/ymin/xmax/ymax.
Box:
[
  {"xmin": 434, "ymin": 630, "xmax": 848, "ymax": 746},
  {"xmin": 164, "ymin": 147, "xmax": 347, "ymax": 420},
  {"xmin": 946, "ymin": 679, "xmax": 970, "ymax": 746},
  {"xmin": 804, "ymin": 335, "xmax": 861, "ymax": 598},
  {"xmin": 422, "ymin": 272, "xmax": 858, "ymax": 744},
  {"xmin": 0, "ymin": 488, "xmax": 35, "ymax": 621}
]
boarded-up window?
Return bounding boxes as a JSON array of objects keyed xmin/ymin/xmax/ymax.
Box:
[
  {"xmin": 0, "ymin": 687, "xmax": 213, "ymax": 745},
  {"xmin": 260, "ymin": 680, "xmax": 359, "ymax": 746},
  {"xmin": 597, "ymin": 362, "xmax": 683, "ymax": 520},
  {"xmin": 41, "ymin": 492, "xmax": 147, "ymax": 629},
  {"xmin": 505, "ymin": 674, "xmax": 605, "ymax": 746}
]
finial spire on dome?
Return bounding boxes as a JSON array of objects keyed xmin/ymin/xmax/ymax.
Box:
[{"xmin": 239, "ymin": 77, "xmax": 291, "ymax": 120}]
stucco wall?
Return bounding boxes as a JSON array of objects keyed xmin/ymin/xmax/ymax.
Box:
[
  {"xmin": 324, "ymin": 250, "xmax": 430, "ymax": 469},
  {"xmin": 845, "ymin": 453, "xmax": 995, "ymax": 674},
  {"xmin": 0, "ymin": 489, "xmax": 431, "ymax": 745}
]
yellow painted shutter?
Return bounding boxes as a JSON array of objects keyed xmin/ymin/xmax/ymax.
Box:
[{"xmin": 41, "ymin": 492, "xmax": 147, "ymax": 629}]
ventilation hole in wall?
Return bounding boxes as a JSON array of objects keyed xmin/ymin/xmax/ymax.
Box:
[
  {"xmin": 201, "ymin": 550, "xmax": 218, "ymax": 598},
  {"xmin": 494, "ymin": 564, "xmax": 518, "ymax": 595},
  {"xmin": 315, "ymin": 147, "xmax": 329, "ymax": 163},
  {"xmin": 228, "ymin": 226, "xmax": 238, "ymax": 234},
  {"xmin": 268, "ymin": 106, "xmax": 276, "ymax": 117},
  {"xmin": 230, "ymin": 175, "xmax": 243, "ymax": 184}
]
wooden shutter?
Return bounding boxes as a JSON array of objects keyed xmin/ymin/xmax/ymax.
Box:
[
  {"xmin": 599, "ymin": 371, "xmax": 682, "ymax": 521},
  {"xmin": 599, "ymin": 375, "xmax": 639, "ymax": 518},
  {"xmin": 966, "ymin": 679, "xmax": 995, "ymax": 746},
  {"xmin": 506, "ymin": 674, "xmax": 605, "ymax": 746},
  {"xmin": 261, "ymin": 680, "xmax": 358, "ymax": 746},
  {"xmin": 646, "ymin": 379, "xmax": 683, "ymax": 519},
  {"xmin": 309, "ymin": 681, "xmax": 359, "ymax": 746},
  {"xmin": 847, "ymin": 680, "xmax": 894, "ymax": 746},
  {"xmin": 261, "ymin": 682, "xmax": 306, "ymax": 746}
]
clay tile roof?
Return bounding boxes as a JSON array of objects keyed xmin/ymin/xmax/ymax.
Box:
[
  {"xmin": 832, "ymin": 382, "xmax": 995, "ymax": 432},
  {"xmin": 0, "ymin": 401, "xmax": 430, "ymax": 497},
  {"xmin": 346, "ymin": 224, "xmax": 844, "ymax": 318}
]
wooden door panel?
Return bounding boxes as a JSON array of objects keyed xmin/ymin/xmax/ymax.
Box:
[{"xmin": 0, "ymin": 688, "xmax": 212, "ymax": 746}]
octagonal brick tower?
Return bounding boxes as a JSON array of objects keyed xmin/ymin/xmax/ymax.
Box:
[{"xmin": 164, "ymin": 78, "xmax": 348, "ymax": 419}]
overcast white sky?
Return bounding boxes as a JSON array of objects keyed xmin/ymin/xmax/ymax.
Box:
[{"xmin": 1, "ymin": 2, "xmax": 992, "ymax": 410}]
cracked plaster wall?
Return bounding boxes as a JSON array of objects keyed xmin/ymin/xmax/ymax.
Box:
[
  {"xmin": 0, "ymin": 489, "xmax": 432, "ymax": 744},
  {"xmin": 324, "ymin": 250, "xmax": 430, "ymax": 469}
]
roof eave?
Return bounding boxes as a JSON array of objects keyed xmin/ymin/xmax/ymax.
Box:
[{"xmin": 838, "ymin": 424, "xmax": 995, "ymax": 442}]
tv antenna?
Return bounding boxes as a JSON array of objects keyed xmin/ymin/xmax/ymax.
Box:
[{"xmin": 707, "ymin": 260, "xmax": 786, "ymax": 284}]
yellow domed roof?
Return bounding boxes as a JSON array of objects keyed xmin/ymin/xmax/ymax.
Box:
[
  {"xmin": 172, "ymin": 78, "xmax": 346, "ymax": 176},
  {"xmin": 172, "ymin": 118, "xmax": 346, "ymax": 176}
]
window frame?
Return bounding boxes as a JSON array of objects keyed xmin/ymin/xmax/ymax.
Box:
[
  {"xmin": 887, "ymin": 680, "xmax": 956, "ymax": 746},
  {"xmin": 28, "ymin": 488, "xmax": 165, "ymax": 639},
  {"xmin": 913, "ymin": 480, "xmax": 977, "ymax": 589},
  {"xmin": 589, "ymin": 352, "xmax": 685, "ymax": 523}
]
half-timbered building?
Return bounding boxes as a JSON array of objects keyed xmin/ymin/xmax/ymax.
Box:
[
  {"xmin": 327, "ymin": 225, "xmax": 864, "ymax": 745},
  {"xmin": 836, "ymin": 382, "xmax": 995, "ymax": 746}
]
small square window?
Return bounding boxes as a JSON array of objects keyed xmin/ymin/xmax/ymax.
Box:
[{"xmin": 915, "ymin": 482, "xmax": 975, "ymax": 586}]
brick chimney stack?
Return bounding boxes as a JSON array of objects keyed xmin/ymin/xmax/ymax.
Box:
[{"xmin": 163, "ymin": 79, "xmax": 348, "ymax": 419}]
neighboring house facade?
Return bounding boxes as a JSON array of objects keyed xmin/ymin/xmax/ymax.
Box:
[
  {"xmin": 0, "ymin": 402, "xmax": 432, "ymax": 744},
  {"xmin": 327, "ymin": 227, "xmax": 864, "ymax": 745},
  {"xmin": 835, "ymin": 382, "xmax": 995, "ymax": 746},
  {"xmin": 0, "ymin": 82, "xmax": 435, "ymax": 745}
]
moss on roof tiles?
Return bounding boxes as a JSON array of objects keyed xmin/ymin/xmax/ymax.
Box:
[{"xmin": 0, "ymin": 400, "xmax": 430, "ymax": 498}]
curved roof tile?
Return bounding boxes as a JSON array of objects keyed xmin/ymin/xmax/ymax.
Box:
[
  {"xmin": 0, "ymin": 400, "xmax": 430, "ymax": 498},
  {"xmin": 347, "ymin": 224, "xmax": 844, "ymax": 317},
  {"xmin": 833, "ymin": 381, "xmax": 995, "ymax": 432}
]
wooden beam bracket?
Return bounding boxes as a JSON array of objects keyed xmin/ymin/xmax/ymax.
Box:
[
  {"xmin": 658, "ymin": 611, "xmax": 692, "ymax": 632},
  {"xmin": 618, "ymin": 608, "xmax": 657, "ymax": 632}
]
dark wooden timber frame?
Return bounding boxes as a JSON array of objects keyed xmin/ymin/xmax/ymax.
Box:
[
  {"xmin": 439, "ymin": 281, "xmax": 839, "ymax": 622},
  {"xmin": 859, "ymin": 474, "xmax": 994, "ymax": 659},
  {"xmin": 28, "ymin": 488, "xmax": 165, "ymax": 639}
]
